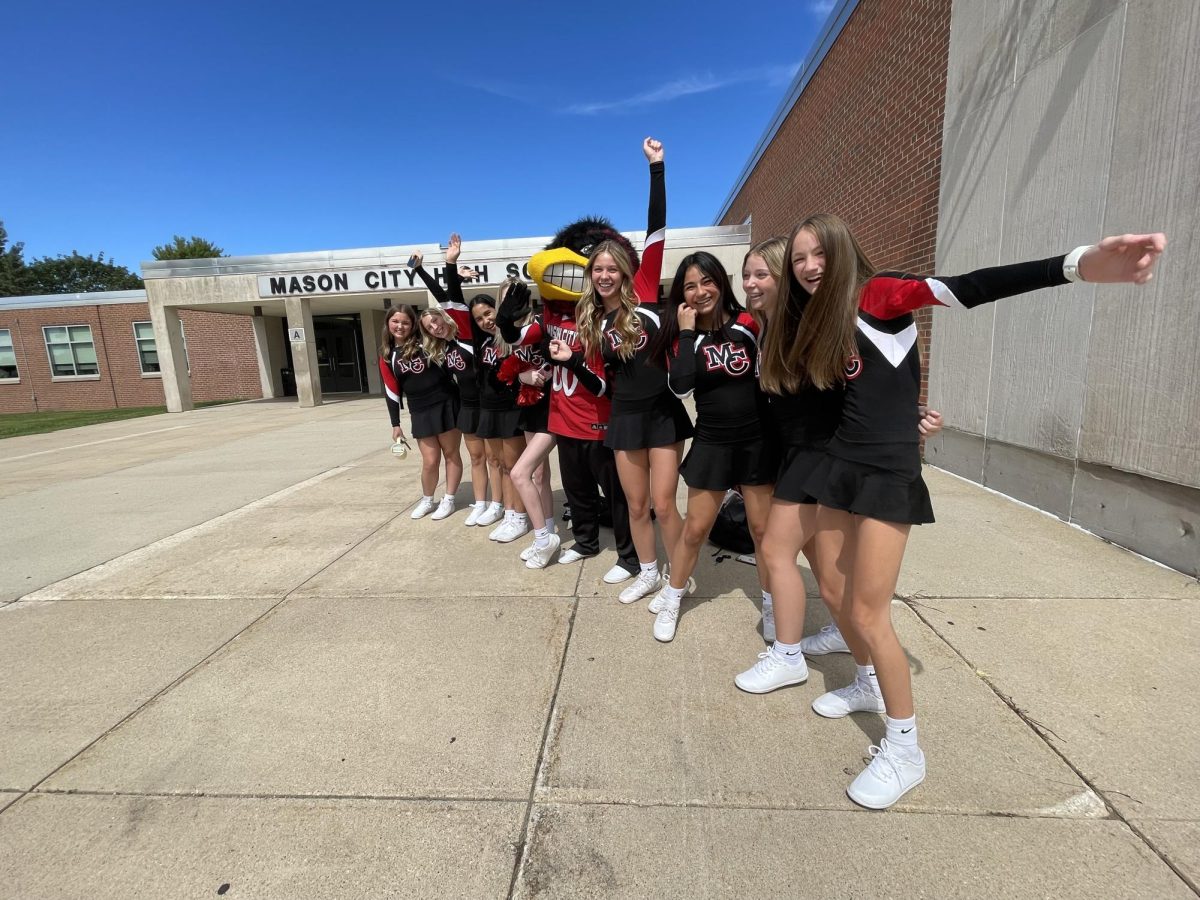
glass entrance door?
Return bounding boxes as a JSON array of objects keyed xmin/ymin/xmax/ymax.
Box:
[{"xmin": 314, "ymin": 317, "xmax": 365, "ymax": 393}]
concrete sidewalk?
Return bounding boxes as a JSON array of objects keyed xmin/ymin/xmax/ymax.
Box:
[{"xmin": 1, "ymin": 398, "xmax": 1197, "ymax": 898}]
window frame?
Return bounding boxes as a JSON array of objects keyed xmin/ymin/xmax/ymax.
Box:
[
  {"xmin": 0, "ymin": 328, "xmax": 18, "ymax": 382},
  {"xmin": 43, "ymin": 324, "xmax": 100, "ymax": 380},
  {"xmin": 132, "ymin": 320, "xmax": 161, "ymax": 376}
]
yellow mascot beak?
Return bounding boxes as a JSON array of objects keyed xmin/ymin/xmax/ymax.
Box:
[{"xmin": 528, "ymin": 246, "xmax": 589, "ymax": 303}]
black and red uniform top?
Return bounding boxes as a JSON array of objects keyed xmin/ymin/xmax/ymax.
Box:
[
  {"xmin": 832, "ymin": 255, "xmax": 1070, "ymax": 475},
  {"xmin": 668, "ymin": 311, "xmax": 766, "ymax": 444},
  {"xmin": 600, "ymin": 305, "xmax": 674, "ymax": 415},
  {"xmin": 414, "ymin": 264, "xmax": 479, "ymax": 409},
  {"xmin": 762, "ymin": 308, "xmax": 847, "ymax": 449},
  {"xmin": 379, "ymin": 344, "xmax": 457, "ymax": 428},
  {"xmin": 505, "ymin": 160, "xmax": 666, "ymax": 441}
]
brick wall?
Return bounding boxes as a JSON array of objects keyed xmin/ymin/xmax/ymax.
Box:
[
  {"xmin": 720, "ymin": 0, "xmax": 952, "ymax": 402},
  {"xmin": 0, "ymin": 304, "xmax": 262, "ymax": 414}
]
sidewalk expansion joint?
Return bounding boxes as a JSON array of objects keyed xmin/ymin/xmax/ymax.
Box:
[
  {"xmin": 507, "ymin": 567, "xmax": 583, "ymax": 900},
  {"xmin": 903, "ymin": 596, "xmax": 1200, "ymax": 897},
  {"xmin": 27, "ymin": 788, "xmax": 530, "ymax": 804}
]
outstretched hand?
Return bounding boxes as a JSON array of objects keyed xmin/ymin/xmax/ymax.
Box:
[
  {"xmin": 498, "ymin": 280, "xmax": 532, "ymax": 323},
  {"xmin": 643, "ymin": 136, "xmax": 664, "ymax": 164},
  {"xmin": 408, "ymin": 249, "xmax": 423, "ymax": 268},
  {"xmin": 446, "ymin": 233, "xmax": 462, "ymax": 265},
  {"xmin": 458, "ymin": 265, "xmax": 481, "ymax": 281},
  {"xmin": 1079, "ymin": 233, "xmax": 1166, "ymax": 284}
]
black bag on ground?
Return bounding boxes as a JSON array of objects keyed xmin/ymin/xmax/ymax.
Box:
[{"xmin": 708, "ymin": 489, "xmax": 754, "ymax": 554}]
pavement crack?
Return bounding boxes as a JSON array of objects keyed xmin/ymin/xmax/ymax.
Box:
[
  {"xmin": 507, "ymin": 571, "xmax": 581, "ymax": 899},
  {"xmin": 903, "ymin": 597, "xmax": 1200, "ymax": 897}
]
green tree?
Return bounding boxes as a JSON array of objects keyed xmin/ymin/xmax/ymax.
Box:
[
  {"xmin": 152, "ymin": 235, "xmax": 225, "ymax": 260},
  {"xmin": 24, "ymin": 251, "xmax": 144, "ymax": 294},
  {"xmin": 0, "ymin": 221, "xmax": 31, "ymax": 297}
]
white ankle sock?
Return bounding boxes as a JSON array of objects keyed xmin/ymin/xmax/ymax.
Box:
[
  {"xmin": 856, "ymin": 664, "xmax": 880, "ymax": 695},
  {"xmin": 533, "ymin": 525, "xmax": 551, "ymax": 548},
  {"xmin": 640, "ymin": 561, "xmax": 658, "ymax": 575},
  {"xmin": 472, "ymin": 500, "xmax": 485, "ymax": 509},
  {"xmin": 886, "ymin": 714, "xmax": 919, "ymax": 754},
  {"xmin": 421, "ymin": 495, "xmax": 433, "ymax": 503},
  {"xmin": 771, "ymin": 639, "xmax": 804, "ymax": 666},
  {"xmin": 488, "ymin": 501, "xmax": 502, "ymax": 511},
  {"xmin": 513, "ymin": 512, "xmax": 528, "ymax": 525},
  {"xmin": 661, "ymin": 584, "xmax": 686, "ymax": 606}
]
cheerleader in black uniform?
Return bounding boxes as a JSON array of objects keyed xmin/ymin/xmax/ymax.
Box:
[
  {"xmin": 733, "ymin": 236, "xmax": 942, "ymax": 697},
  {"xmin": 378, "ymin": 304, "xmax": 464, "ymax": 521},
  {"xmin": 789, "ymin": 213, "xmax": 1164, "ymax": 809},
  {"xmin": 410, "ymin": 240, "xmax": 496, "ymax": 527},
  {"xmin": 643, "ymin": 251, "xmax": 777, "ymax": 642}
]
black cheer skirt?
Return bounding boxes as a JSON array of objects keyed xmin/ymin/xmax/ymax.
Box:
[
  {"xmin": 679, "ymin": 437, "xmax": 777, "ymax": 492},
  {"xmin": 476, "ymin": 407, "xmax": 524, "ymax": 439},
  {"xmin": 773, "ymin": 444, "xmax": 828, "ymax": 504},
  {"xmin": 804, "ymin": 455, "xmax": 934, "ymax": 525},
  {"xmin": 605, "ymin": 396, "xmax": 694, "ymax": 451},
  {"xmin": 457, "ymin": 403, "xmax": 482, "ymax": 437},
  {"xmin": 518, "ymin": 396, "xmax": 550, "ymax": 435},
  {"xmin": 410, "ymin": 398, "xmax": 460, "ymax": 439}
]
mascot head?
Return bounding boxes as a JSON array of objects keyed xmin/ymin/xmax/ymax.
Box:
[{"xmin": 528, "ymin": 216, "xmax": 640, "ymax": 304}]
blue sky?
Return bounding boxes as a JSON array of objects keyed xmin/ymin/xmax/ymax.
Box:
[{"xmin": 3, "ymin": 0, "xmax": 832, "ymax": 272}]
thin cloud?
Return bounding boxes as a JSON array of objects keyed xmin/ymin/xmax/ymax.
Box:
[
  {"xmin": 809, "ymin": 0, "xmax": 836, "ymax": 15},
  {"xmin": 565, "ymin": 75, "xmax": 728, "ymax": 115},
  {"xmin": 563, "ymin": 63, "xmax": 804, "ymax": 116}
]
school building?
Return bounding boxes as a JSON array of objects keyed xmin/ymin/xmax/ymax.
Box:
[{"xmin": 3, "ymin": 0, "xmax": 1196, "ymax": 575}]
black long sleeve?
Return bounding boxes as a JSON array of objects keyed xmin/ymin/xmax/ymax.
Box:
[
  {"xmin": 646, "ymin": 161, "xmax": 665, "ymax": 235},
  {"xmin": 413, "ymin": 264, "xmax": 449, "ymax": 305},
  {"xmin": 556, "ymin": 350, "xmax": 605, "ymax": 397},
  {"xmin": 667, "ymin": 331, "xmax": 696, "ymax": 397}
]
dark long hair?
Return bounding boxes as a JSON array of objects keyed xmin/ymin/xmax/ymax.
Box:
[{"xmin": 647, "ymin": 252, "xmax": 742, "ymax": 369}]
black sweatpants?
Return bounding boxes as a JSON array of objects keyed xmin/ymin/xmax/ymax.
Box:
[{"xmin": 556, "ymin": 435, "xmax": 638, "ymax": 574}]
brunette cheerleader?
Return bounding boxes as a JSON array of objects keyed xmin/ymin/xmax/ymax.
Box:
[
  {"xmin": 732, "ymin": 237, "xmax": 940, "ymax": 696},
  {"xmin": 644, "ymin": 251, "xmax": 776, "ymax": 642},
  {"xmin": 379, "ymin": 304, "xmax": 464, "ymax": 520},
  {"xmin": 790, "ymin": 213, "xmax": 1164, "ymax": 808}
]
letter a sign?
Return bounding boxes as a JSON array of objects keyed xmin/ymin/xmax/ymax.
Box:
[{"xmin": 288, "ymin": 327, "xmax": 305, "ymax": 342}]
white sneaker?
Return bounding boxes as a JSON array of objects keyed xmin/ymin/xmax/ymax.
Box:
[
  {"xmin": 762, "ymin": 605, "xmax": 776, "ymax": 642},
  {"xmin": 846, "ymin": 739, "xmax": 926, "ymax": 809},
  {"xmin": 525, "ymin": 533, "xmax": 561, "ymax": 569},
  {"xmin": 410, "ymin": 497, "xmax": 436, "ymax": 519},
  {"xmin": 558, "ymin": 547, "xmax": 591, "ymax": 564},
  {"xmin": 734, "ymin": 650, "xmax": 809, "ymax": 694},
  {"xmin": 489, "ymin": 516, "xmax": 514, "ymax": 541},
  {"xmin": 619, "ymin": 568, "xmax": 661, "ymax": 604},
  {"xmin": 464, "ymin": 503, "xmax": 485, "ymax": 526},
  {"xmin": 648, "ymin": 573, "xmax": 695, "ymax": 614},
  {"xmin": 496, "ymin": 518, "xmax": 529, "ymax": 543},
  {"xmin": 431, "ymin": 496, "xmax": 455, "ymax": 521},
  {"xmin": 801, "ymin": 623, "xmax": 850, "ymax": 656},
  {"xmin": 476, "ymin": 503, "xmax": 504, "ymax": 528},
  {"xmin": 812, "ymin": 680, "xmax": 886, "ymax": 718},
  {"xmin": 603, "ymin": 564, "xmax": 634, "ymax": 585},
  {"xmin": 652, "ymin": 603, "xmax": 680, "ymax": 642}
]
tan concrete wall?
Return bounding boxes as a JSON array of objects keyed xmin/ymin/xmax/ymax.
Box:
[{"xmin": 929, "ymin": 0, "xmax": 1200, "ymax": 573}]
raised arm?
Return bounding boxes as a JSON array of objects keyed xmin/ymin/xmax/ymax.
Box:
[
  {"xmin": 410, "ymin": 248, "xmax": 449, "ymax": 305},
  {"xmin": 496, "ymin": 281, "xmax": 544, "ymax": 345},
  {"xmin": 633, "ymin": 137, "xmax": 666, "ymax": 305}
]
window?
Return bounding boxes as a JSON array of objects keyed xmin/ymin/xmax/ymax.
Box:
[
  {"xmin": 133, "ymin": 319, "xmax": 189, "ymax": 375},
  {"xmin": 43, "ymin": 325, "xmax": 99, "ymax": 377},
  {"xmin": 0, "ymin": 329, "xmax": 17, "ymax": 380},
  {"xmin": 133, "ymin": 321, "xmax": 159, "ymax": 373}
]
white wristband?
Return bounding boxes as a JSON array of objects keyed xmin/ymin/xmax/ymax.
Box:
[{"xmin": 1063, "ymin": 245, "xmax": 1094, "ymax": 283}]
